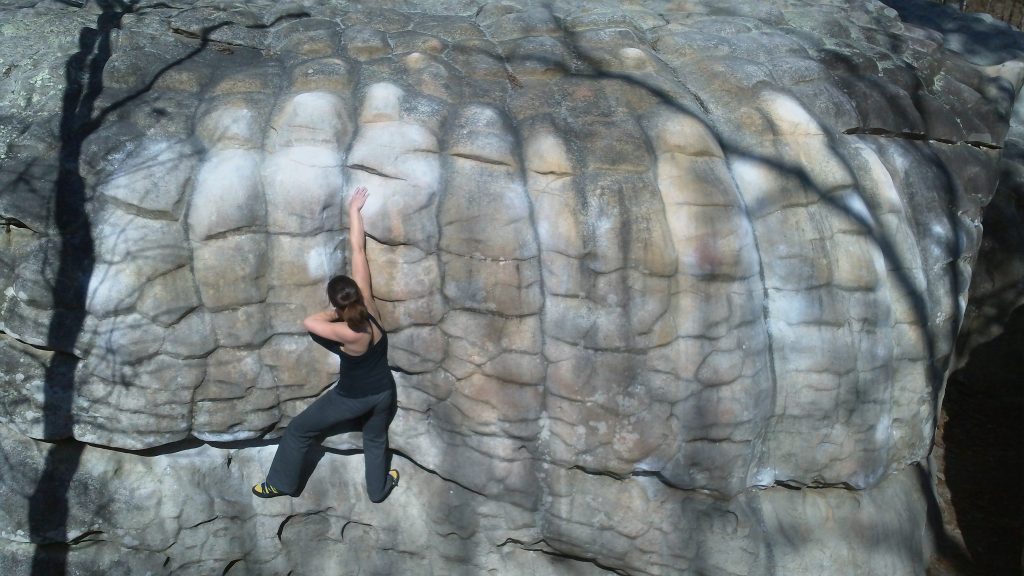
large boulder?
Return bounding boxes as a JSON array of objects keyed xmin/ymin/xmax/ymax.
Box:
[{"xmin": 1, "ymin": 0, "xmax": 1020, "ymax": 574}]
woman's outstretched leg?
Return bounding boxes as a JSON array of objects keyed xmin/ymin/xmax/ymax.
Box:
[
  {"xmin": 262, "ymin": 391, "xmax": 365, "ymax": 496},
  {"xmin": 362, "ymin": 388, "xmax": 398, "ymax": 503}
]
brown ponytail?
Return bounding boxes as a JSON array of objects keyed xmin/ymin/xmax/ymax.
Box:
[{"xmin": 326, "ymin": 275, "xmax": 370, "ymax": 333}]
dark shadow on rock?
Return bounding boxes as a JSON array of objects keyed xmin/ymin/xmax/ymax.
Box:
[
  {"xmin": 942, "ymin": 306, "xmax": 1024, "ymax": 576},
  {"xmin": 915, "ymin": 462, "xmax": 975, "ymax": 575},
  {"xmin": 25, "ymin": 3, "xmax": 313, "ymax": 573},
  {"xmin": 28, "ymin": 3, "xmax": 135, "ymax": 574},
  {"xmin": 27, "ymin": 441, "xmax": 88, "ymax": 574}
]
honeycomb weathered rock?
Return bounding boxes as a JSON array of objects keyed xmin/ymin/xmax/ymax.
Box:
[{"xmin": 1, "ymin": 0, "xmax": 1020, "ymax": 574}]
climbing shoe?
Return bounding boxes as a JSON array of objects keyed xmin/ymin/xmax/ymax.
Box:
[{"xmin": 252, "ymin": 481, "xmax": 286, "ymax": 498}]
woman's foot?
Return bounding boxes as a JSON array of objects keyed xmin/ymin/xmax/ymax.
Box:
[
  {"xmin": 388, "ymin": 469, "xmax": 400, "ymax": 489},
  {"xmin": 252, "ymin": 481, "xmax": 287, "ymax": 498}
]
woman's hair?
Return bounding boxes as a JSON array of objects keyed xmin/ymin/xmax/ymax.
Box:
[{"xmin": 327, "ymin": 275, "xmax": 370, "ymax": 333}]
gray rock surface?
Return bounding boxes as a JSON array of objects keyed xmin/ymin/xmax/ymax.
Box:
[
  {"xmin": 0, "ymin": 425, "xmax": 930, "ymax": 576},
  {"xmin": 0, "ymin": 0, "xmax": 1020, "ymax": 574}
]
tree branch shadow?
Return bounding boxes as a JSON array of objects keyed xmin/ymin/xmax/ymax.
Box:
[{"xmin": 24, "ymin": 2, "xmax": 301, "ymax": 573}]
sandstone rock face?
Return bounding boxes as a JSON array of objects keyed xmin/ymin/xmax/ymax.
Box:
[{"xmin": 0, "ymin": 1, "xmax": 1019, "ymax": 574}]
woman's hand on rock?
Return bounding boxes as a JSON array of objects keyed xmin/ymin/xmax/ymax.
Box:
[{"xmin": 349, "ymin": 186, "xmax": 369, "ymax": 213}]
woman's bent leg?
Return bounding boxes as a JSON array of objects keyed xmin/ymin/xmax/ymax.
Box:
[
  {"xmin": 266, "ymin": 391, "xmax": 365, "ymax": 495},
  {"xmin": 363, "ymin": 389, "xmax": 398, "ymax": 503}
]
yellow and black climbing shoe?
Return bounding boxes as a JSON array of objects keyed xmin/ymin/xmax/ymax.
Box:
[
  {"xmin": 388, "ymin": 469, "xmax": 400, "ymax": 489},
  {"xmin": 252, "ymin": 481, "xmax": 286, "ymax": 499}
]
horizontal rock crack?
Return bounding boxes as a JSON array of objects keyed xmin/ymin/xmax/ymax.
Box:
[
  {"xmin": 0, "ymin": 330, "xmax": 82, "ymax": 359},
  {"xmin": 568, "ymin": 464, "xmax": 728, "ymax": 498},
  {"xmin": 186, "ymin": 516, "xmax": 219, "ymax": 530},
  {"xmin": 842, "ymin": 127, "xmax": 1002, "ymax": 149},
  {"xmin": 347, "ymin": 164, "xmax": 407, "ymax": 181},
  {"xmin": 449, "ymin": 152, "xmax": 512, "ymax": 167},
  {"xmin": 1, "ymin": 214, "xmax": 37, "ymax": 232},
  {"xmin": 68, "ymin": 530, "xmax": 105, "ymax": 546},
  {"xmin": 771, "ymin": 479, "xmax": 858, "ymax": 491},
  {"xmin": 497, "ymin": 537, "xmax": 631, "ymax": 575},
  {"xmin": 390, "ymin": 448, "xmax": 488, "ymax": 497}
]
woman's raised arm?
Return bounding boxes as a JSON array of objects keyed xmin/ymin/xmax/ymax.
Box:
[{"xmin": 348, "ymin": 186, "xmax": 380, "ymax": 318}]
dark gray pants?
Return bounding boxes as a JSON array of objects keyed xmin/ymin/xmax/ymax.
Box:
[{"xmin": 266, "ymin": 386, "xmax": 397, "ymax": 502}]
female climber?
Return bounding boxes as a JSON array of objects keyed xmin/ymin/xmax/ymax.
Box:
[{"xmin": 252, "ymin": 185, "xmax": 400, "ymax": 503}]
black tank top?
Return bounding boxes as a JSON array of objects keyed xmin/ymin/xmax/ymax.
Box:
[{"xmin": 336, "ymin": 314, "xmax": 395, "ymax": 398}]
